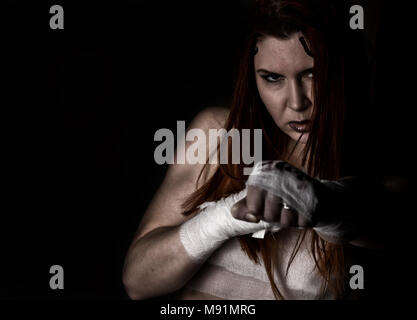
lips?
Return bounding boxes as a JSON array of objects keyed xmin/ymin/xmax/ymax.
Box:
[{"xmin": 288, "ymin": 120, "xmax": 311, "ymax": 133}]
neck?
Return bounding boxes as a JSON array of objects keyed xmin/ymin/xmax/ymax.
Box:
[{"xmin": 284, "ymin": 139, "xmax": 309, "ymax": 172}]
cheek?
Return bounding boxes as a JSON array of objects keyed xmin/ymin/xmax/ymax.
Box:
[
  {"xmin": 304, "ymin": 81, "xmax": 313, "ymax": 101},
  {"xmin": 256, "ymin": 83, "xmax": 286, "ymax": 126}
]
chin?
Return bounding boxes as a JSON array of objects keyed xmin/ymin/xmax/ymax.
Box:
[{"xmin": 290, "ymin": 132, "xmax": 309, "ymax": 144}]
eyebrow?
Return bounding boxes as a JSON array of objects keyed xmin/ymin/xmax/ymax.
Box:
[{"xmin": 256, "ymin": 68, "xmax": 313, "ymax": 76}]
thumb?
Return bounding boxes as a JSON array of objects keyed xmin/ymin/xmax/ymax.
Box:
[{"xmin": 231, "ymin": 197, "xmax": 260, "ymax": 223}]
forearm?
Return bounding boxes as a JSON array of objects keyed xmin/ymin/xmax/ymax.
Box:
[
  {"xmin": 122, "ymin": 188, "xmax": 282, "ymax": 299},
  {"xmin": 315, "ymin": 228, "xmax": 385, "ymax": 249},
  {"xmin": 316, "ymin": 175, "xmax": 410, "ymax": 248},
  {"xmin": 122, "ymin": 226, "xmax": 203, "ymax": 300}
]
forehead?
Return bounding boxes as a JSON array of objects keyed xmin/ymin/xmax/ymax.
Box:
[{"xmin": 254, "ymin": 33, "xmax": 314, "ymax": 73}]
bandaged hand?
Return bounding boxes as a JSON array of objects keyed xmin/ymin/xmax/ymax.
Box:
[
  {"xmin": 233, "ymin": 160, "xmax": 358, "ymax": 241},
  {"xmin": 179, "ymin": 188, "xmax": 280, "ymax": 262}
]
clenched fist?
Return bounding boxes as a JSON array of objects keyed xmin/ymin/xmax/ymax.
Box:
[{"xmin": 231, "ymin": 161, "xmax": 357, "ymax": 241}]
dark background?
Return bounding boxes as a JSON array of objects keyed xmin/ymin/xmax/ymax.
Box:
[{"xmin": 0, "ymin": 0, "xmax": 414, "ymax": 299}]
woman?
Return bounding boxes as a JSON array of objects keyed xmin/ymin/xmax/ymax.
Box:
[{"xmin": 122, "ymin": 0, "xmax": 403, "ymax": 300}]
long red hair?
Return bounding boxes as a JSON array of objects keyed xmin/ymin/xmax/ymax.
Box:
[{"xmin": 182, "ymin": 0, "xmax": 350, "ymax": 299}]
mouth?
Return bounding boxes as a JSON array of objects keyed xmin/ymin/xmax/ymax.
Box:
[{"xmin": 288, "ymin": 120, "xmax": 311, "ymax": 133}]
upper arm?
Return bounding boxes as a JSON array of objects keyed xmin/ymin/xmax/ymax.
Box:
[{"xmin": 132, "ymin": 107, "xmax": 230, "ymax": 241}]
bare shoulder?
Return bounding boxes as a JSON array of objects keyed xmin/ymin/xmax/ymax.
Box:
[
  {"xmin": 189, "ymin": 106, "xmax": 229, "ymax": 130},
  {"xmin": 185, "ymin": 106, "xmax": 230, "ymax": 182},
  {"xmin": 131, "ymin": 106, "xmax": 230, "ymax": 241}
]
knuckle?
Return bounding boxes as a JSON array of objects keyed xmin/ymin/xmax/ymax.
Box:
[
  {"xmin": 263, "ymin": 208, "xmax": 280, "ymax": 222},
  {"xmin": 280, "ymin": 210, "xmax": 296, "ymax": 227},
  {"xmin": 246, "ymin": 202, "xmax": 261, "ymax": 213},
  {"xmin": 246, "ymin": 197, "xmax": 265, "ymax": 214},
  {"xmin": 280, "ymin": 220, "xmax": 290, "ymax": 228},
  {"xmin": 263, "ymin": 212, "xmax": 275, "ymax": 222},
  {"xmin": 297, "ymin": 218, "xmax": 309, "ymax": 228}
]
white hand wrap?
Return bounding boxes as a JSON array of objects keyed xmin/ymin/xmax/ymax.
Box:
[
  {"xmin": 179, "ymin": 188, "xmax": 280, "ymax": 262},
  {"xmin": 246, "ymin": 161, "xmax": 318, "ymax": 221}
]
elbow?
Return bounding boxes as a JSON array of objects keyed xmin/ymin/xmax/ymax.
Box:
[
  {"xmin": 122, "ymin": 259, "xmax": 148, "ymax": 300},
  {"xmin": 122, "ymin": 269, "xmax": 145, "ymax": 300},
  {"xmin": 122, "ymin": 266, "xmax": 184, "ymax": 300}
]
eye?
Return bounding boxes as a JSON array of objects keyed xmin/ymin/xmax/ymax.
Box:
[
  {"xmin": 303, "ymin": 70, "xmax": 314, "ymax": 79},
  {"xmin": 261, "ymin": 73, "xmax": 284, "ymax": 83}
]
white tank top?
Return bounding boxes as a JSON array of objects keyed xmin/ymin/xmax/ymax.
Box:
[{"xmin": 185, "ymin": 229, "xmax": 336, "ymax": 300}]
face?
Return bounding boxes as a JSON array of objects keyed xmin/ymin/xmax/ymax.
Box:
[{"xmin": 254, "ymin": 32, "xmax": 314, "ymax": 145}]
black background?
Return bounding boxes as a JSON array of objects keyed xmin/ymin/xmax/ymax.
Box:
[{"xmin": 1, "ymin": 0, "xmax": 415, "ymax": 300}]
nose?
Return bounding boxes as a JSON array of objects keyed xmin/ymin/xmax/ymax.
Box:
[{"xmin": 286, "ymin": 79, "xmax": 311, "ymax": 112}]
